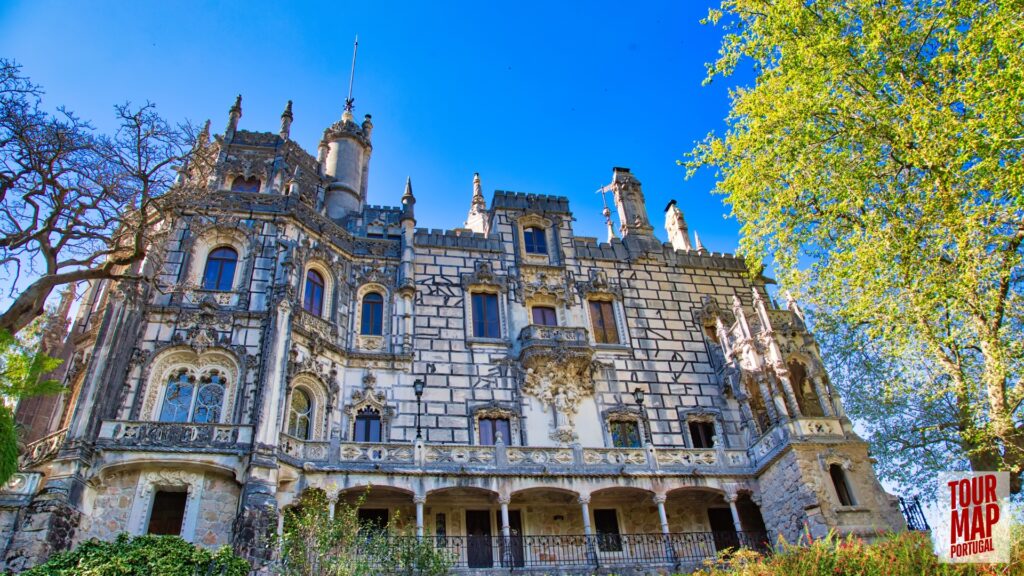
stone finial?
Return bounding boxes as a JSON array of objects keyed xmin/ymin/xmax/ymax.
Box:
[
  {"xmin": 664, "ymin": 200, "xmax": 692, "ymax": 251},
  {"xmin": 694, "ymin": 231, "xmax": 707, "ymax": 253},
  {"xmin": 603, "ymin": 205, "xmax": 617, "ymax": 242},
  {"xmin": 362, "ymin": 114, "xmax": 373, "ymax": 139},
  {"xmin": 464, "ymin": 173, "xmax": 488, "ymax": 234},
  {"xmin": 401, "ymin": 176, "xmax": 416, "ymax": 222},
  {"xmin": 225, "ymin": 94, "xmax": 242, "ymax": 141},
  {"xmin": 198, "ymin": 119, "xmax": 211, "ymax": 146},
  {"xmin": 279, "ymin": 100, "xmax": 293, "ymax": 140},
  {"xmin": 785, "ymin": 290, "xmax": 806, "ymax": 322}
]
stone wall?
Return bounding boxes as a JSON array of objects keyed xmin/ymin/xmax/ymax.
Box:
[
  {"xmin": 75, "ymin": 469, "xmax": 139, "ymax": 545},
  {"xmin": 195, "ymin": 475, "xmax": 241, "ymax": 548}
]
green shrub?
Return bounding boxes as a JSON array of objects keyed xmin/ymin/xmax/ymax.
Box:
[
  {"xmin": 691, "ymin": 530, "xmax": 1022, "ymax": 576},
  {"xmin": 18, "ymin": 533, "xmax": 250, "ymax": 576}
]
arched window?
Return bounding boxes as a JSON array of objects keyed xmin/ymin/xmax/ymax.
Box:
[
  {"xmin": 304, "ymin": 270, "xmax": 326, "ymax": 317},
  {"xmin": 201, "ymin": 247, "xmax": 238, "ymax": 291},
  {"xmin": 159, "ymin": 370, "xmax": 194, "ymax": 423},
  {"xmin": 829, "ymin": 464, "xmax": 856, "ymax": 506},
  {"xmin": 354, "ymin": 407, "xmax": 382, "ymax": 442},
  {"xmin": 360, "ymin": 292, "xmax": 384, "ymax": 335},
  {"xmin": 230, "ymin": 176, "xmax": 261, "ymax": 193},
  {"xmin": 288, "ymin": 389, "xmax": 312, "ymax": 439},
  {"xmin": 159, "ymin": 370, "xmax": 225, "ymax": 423},
  {"xmin": 523, "ymin": 227, "xmax": 547, "ymax": 255}
]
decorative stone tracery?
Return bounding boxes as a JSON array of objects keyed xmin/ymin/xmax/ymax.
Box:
[{"xmin": 344, "ymin": 373, "xmax": 394, "ymax": 441}]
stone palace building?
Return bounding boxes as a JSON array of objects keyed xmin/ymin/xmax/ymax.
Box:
[{"xmin": 1, "ymin": 95, "xmax": 905, "ymax": 572}]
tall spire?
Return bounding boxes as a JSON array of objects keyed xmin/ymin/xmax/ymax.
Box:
[
  {"xmin": 343, "ymin": 36, "xmax": 359, "ymax": 122},
  {"xmin": 693, "ymin": 231, "xmax": 707, "ymax": 253},
  {"xmin": 280, "ymin": 100, "xmax": 293, "ymax": 140},
  {"xmin": 465, "ymin": 173, "xmax": 489, "ymax": 234},
  {"xmin": 401, "ymin": 176, "xmax": 416, "ymax": 223},
  {"xmin": 664, "ymin": 200, "xmax": 692, "ymax": 251},
  {"xmin": 225, "ymin": 94, "xmax": 242, "ymax": 142}
]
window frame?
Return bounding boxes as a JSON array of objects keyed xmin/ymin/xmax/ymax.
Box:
[
  {"xmin": 522, "ymin": 226, "xmax": 548, "ymax": 255},
  {"xmin": 158, "ymin": 369, "xmax": 226, "ymax": 424},
  {"xmin": 303, "ymin": 269, "xmax": 326, "ymax": 317},
  {"xmin": 354, "ymin": 407, "xmax": 383, "ymax": 442},
  {"xmin": 531, "ymin": 306, "xmax": 558, "ymax": 326},
  {"xmin": 288, "ymin": 388, "xmax": 313, "ymax": 440},
  {"xmin": 608, "ymin": 419, "xmax": 642, "ymax": 448},
  {"xmin": 360, "ymin": 292, "xmax": 385, "ymax": 336},
  {"xmin": 688, "ymin": 420, "xmax": 716, "ymax": 449},
  {"xmin": 471, "ymin": 292, "xmax": 502, "ymax": 339},
  {"xmin": 593, "ymin": 509, "xmax": 623, "ymax": 552},
  {"xmin": 829, "ymin": 463, "xmax": 857, "ymax": 506},
  {"xmin": 588, "ymin": 299, "xmax": 619, "ymax": 344},
  {"xmin": 478, "ymin": 416, "xmax": 511, "ymax": 445},
  {"xmin": 229, "ymin": 175, "xmax": 261, "ymax": 193},
  {"xmin": 201, "ymin": 246, "xmax": 238, "ymax": 292}
]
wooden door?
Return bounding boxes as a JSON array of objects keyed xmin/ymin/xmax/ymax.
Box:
[{"xmin": 466, "ymin": 510, "xmax": 493, "ymax": 568}]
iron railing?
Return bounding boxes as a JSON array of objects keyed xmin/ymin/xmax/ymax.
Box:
[
  {"xmin": 899, "ymin": 496, "xmax": 930, "ymax": 531},
  {"xmin": 374, "ymin": 531, "xmax": 770, "ymax": 569}
]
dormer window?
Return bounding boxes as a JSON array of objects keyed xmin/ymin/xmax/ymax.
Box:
[
  {"xmin": 531, "ymin": 306, "xmax": 557, "ymax": 326},
  {"xmin": 230, "ymin": 176, "xmax": 261, "ymax": 193},
  {"xmin": 523, "ymin": 227, "xmax": 547, "ymax": 255}
]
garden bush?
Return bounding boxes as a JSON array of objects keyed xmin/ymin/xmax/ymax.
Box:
[
  {"xmin": 692, "ymin": 529, "xmax": 1022, "ymax": 576},
  {"xmin": 17, "ymin": 533, "xmax": 250, "ymax": 576}
]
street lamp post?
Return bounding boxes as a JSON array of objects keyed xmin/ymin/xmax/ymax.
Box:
[
  {"xmin": 413, "ymin": 378, "xmax": 425, "ymax": 441},
  {"xmin": 632, "ymin": 387, "xmax": 650, "ymax": 444}
]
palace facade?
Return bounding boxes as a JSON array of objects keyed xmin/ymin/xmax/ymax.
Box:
[{"xmin": 2, "ymin": 96, "xmax": 905, "ymax": 573}]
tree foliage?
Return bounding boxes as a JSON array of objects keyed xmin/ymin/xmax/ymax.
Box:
[
  {"xmin": 0, "ymin": 325, "xmax": 61, "ymax": 483},
  {"xmin": 0, "ymin": 59, "xmax": 196, "ymax": 335},
  {"xmin": 279, "ymin": 488, "xmax": 452, "ymax": 576},
  {"xmin": 686, "ymin": 1, "xmax": 1024, "ymax": 492},
  {"xmin": 16, "ymin": 533, "xmax": 250, "ymax": 576}
]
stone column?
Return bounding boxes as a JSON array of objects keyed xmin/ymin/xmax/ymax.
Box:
[
  {"xmin": 755, "ymin": 375, "xmax": 781, "ymax": 424},
  {"xmin": 654, "ymin": 494, "xmax": 675, "ymax": 562},
  {"xmin": 725, "ymin": 492, "xmax": 744, "ymax": 534},
  {"xmin": 499, "ymin": 495, "xmax": 512, "ymax": 567},
  {"xmin": 414, "ymin": 496, "xmax": 426, "ymax": 539},
  {"xmin": 811, "ymin": 375, "xmax": 836, "ymax": 418},
  {"xmin": 579, "ymin": 495, "xmax": 597, "ymax": 564},
  {"xmin": 772, "ymin": 368, "xmax": 802, "ymax": 419},
  {"xmin": 328, "ymin": 494, "xmax": 338, "ymax": 521}
]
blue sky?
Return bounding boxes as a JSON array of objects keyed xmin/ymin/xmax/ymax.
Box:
[{"xmin": 0, "ymin": 0, "xmax": 748, "ymax": 252}]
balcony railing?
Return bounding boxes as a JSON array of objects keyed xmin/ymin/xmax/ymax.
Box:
[
  {"xmin": 518, "ymin": 325, "xmax": 590, "ymax": 350},
  {"xmin": 361, "ymin": 532, "xmax": 770, "ymax": 570},
  {"xmin": 97, "ymin": 421, "xmax": 252, "ymax": 451},
  {"xmin": 20, "ymin": 428, "xmax": 67, "ymax": 468}
]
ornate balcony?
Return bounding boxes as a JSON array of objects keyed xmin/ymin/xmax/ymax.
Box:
[
  {"xmin": 293, "ymin": 308, "xmax": 338, "ymax": 342},
  {"xmin": 279, "ymin": 433, "xmax": 331, "ymax": 463},
  {"xmin": 20, "ymin": 428, "xmax": 67, "ymax": 468},
  {"xmin": 96, "ymin": 420, "xmax": 252, "ymax": 453}
]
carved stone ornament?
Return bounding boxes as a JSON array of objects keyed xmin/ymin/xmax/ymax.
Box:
[
  {"xmin": 519, "ymin": 266, "xmax": 571, "ymax": 304},
  {"xmin": 576, "ymin": 268, "xmax": 622, "ymax": 300},
  {"xmin": 520, "ymin": 346, "xmax": 603, "ymax": 441},
  {"xmin": 461, "ymin": 260, "xmax": 507, "ymax": 291},
  {"xmin": 127, "ymin": 469, "xmax": 206, "ymax": 541}
]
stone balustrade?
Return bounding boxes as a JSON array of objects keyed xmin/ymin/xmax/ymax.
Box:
[
  {"xmin": 20, "ymin": 428, "xmax": 67, "ymax": 468},
  {"xmin": 279, "ymin": 433, "xmax": 331, "ymax": 463},
  {"xmin": 788, "ymin": 417, "xmax": 844, "ymax": 438},
  {"xmin": 96, "ymin": 420, "xmax": 252, "ymax": 452},
  {"xmin": 293, "ymin": 308, "xmax": 338, "ymax": 341}
]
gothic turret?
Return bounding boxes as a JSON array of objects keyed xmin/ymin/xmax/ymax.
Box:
[
  {"xmin": 664, "ymin": 200, "xmax": 692, "ymax": 251},
  {"xmin": 464, "ymin": 173, "xmax": 488, "ymax": 234},
  {"xmin": 320, "ymin": 108, "xmax": 373, "ymax": 221}
]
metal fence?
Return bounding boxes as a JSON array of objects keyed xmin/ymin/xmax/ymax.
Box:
[
  {"xmin": 899, "ymin": 496, "xmax": 930, "ymax": 532},
  {"xmin": 396, "ymin": 531, "xmax": 770, "ymax": 569}
]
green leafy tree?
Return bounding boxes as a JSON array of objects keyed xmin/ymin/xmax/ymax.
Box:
[
  {"xmin": 279, "ymin": 488, "xmax": 452, "ymax": 576},
  {"xmin": 686, "ymin": 1, "xmax": 1023, "ymax": 492},
  {"xmin": 17, "ymin": 533, "xmax": 250, "ymax": 576},
  {"xmin": 0, "ymin": 325, "xmax": 61, "ymax": 482}
]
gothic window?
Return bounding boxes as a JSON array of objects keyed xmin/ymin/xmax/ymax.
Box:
[
  {"xmin": 147, "ymin": 490, "xmax": 187, "ymax": 536},
  {"xmin": 360, "ymin": 292, "xmax": 384, "ymax": 336},
  {"xmin": 789, "ymin": 361, "xmax": 824, "ymax": 417},
  {"xmin": 158, "ymin": 370, "xmax": 225, "ymax": 424},
  {"xmin": 288, "ymin": 389, "xmax": 312, "ymax": 439},
  {"xmin": 230, "ymin": 176, "xmax": 261, "ymax": 192},
  {"xmin": 689, "ymin": 420, "xmax": 716, "ymax": 448},
  {"xmin": 531, "ymin": 306, "xmax": 557, "ymax": 326},
  {"xmin": 829, "ymin": 464, "xmax": 856, "ymax": 506},
  {"xmin": 159, "ymin": 370, "xmax": 194, "ymax": 423},
  {"xmin": 594, "ymin": 509, "xmax": 622, "ymax": 552},
  {"xmin": 471, "ymin": 293, "xmax": 501, "ymax": 338},
  {"xmin": 588, "ymin": 300, "xmax": 619, "ymax": 344},
  {"xmin": 303, "ymin": 270, "xmax": 325, "ymax": 317},
  {"xmin": 523, "ymin": 226, "xmax": 547, "ymax": 255},
  {"xmin": 201, "ymin": 247, "xmax": 237, "ymax": 291},
  {"xmin": 609, "ymin": 420, "xmax": 641, "ymax": 448},
  {"xmin": 354, "ymin": 407, "xmax": 382, "ymax": 442},
  {"xmin": 478, "ymin": 417, "xmax": 511, "ymax": 445}
]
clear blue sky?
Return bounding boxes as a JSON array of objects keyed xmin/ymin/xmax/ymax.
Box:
[{"xmin": 0, "ymin": 0, "xmax": 749, "ymax": 252}]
